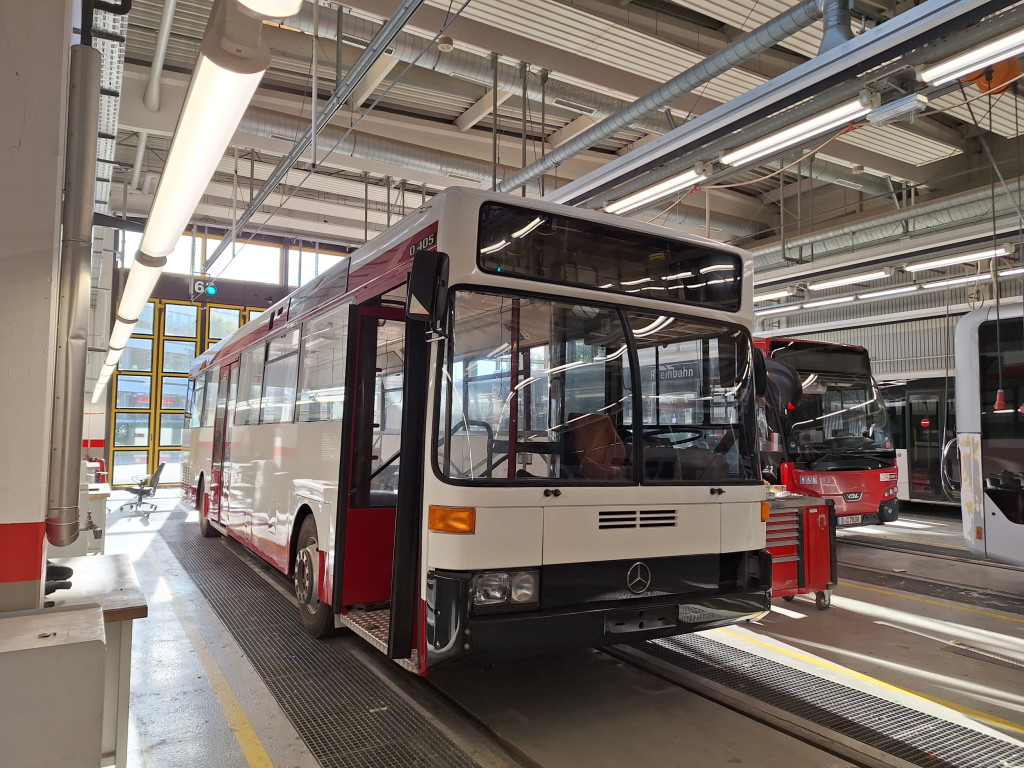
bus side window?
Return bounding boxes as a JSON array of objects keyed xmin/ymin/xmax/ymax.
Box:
[
  {"xmin": 202, "ymin": 368, "xmax": 219, "ymax": 428},
  {"xmin": 235, "ymin": 344, "xmax": 266, "ymax": 426},
  {"xmin": 297, "ymin": 305, "xmax": 349, "ymax": 423},
  {"xmin": 260, "ymin": 329, "xmax": 300, "ymax": 424}
]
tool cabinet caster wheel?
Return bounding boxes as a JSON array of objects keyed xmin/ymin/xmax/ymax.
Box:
[{"xmin": 815, "ymin": 590, "xmax": 831, "ymax": 610}]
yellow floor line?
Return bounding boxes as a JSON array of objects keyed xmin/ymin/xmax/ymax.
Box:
[
  {"xmin": 841, "ymin": 581, "xmax": 1024, "ymax": 625},
  {"xmin": 716, "ymin": 628, "xmax": 1024, "ymax": 736},
  {"xmin": 145, "ymin": 548, "xmax": 275, "ymax": 768}
]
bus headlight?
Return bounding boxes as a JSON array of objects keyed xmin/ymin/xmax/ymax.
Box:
[{"xmin": 472, "ymin": 570, "xmax": 540, "ymax": 613}]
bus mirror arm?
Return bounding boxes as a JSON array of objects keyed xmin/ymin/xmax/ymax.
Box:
[{"xmin": 407, "ymin": 251, "xmax": 450, "ymax": 330}]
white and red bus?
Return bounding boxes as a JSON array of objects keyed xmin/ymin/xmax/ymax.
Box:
[
  {"xmin": 182, "ymin": 188, "xmax": 771, "ymax": 673},
  {"xmin": 956, "ymin": 303, "xmax": 1024, "ymax": 566},
  {"xmin": 755, "ymin": 338, "xmax": 899, "ymax": 527}
]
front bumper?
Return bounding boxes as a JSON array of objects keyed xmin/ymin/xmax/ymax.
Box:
[{"xmin": 425, "ymin": 552, "xmax": 771, "ymax": 667}]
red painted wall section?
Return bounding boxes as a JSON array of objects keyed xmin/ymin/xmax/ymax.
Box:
[{"xmin": 0, "ymin": 521, "xmax": 46, "ymax": 584}]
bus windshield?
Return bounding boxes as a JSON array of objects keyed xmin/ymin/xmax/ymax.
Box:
[
  {"xmin": 436, "ymin": 290, "xmax": 758, "ymax": 485},
  {"xmin": 785, "ymin": 372, "xmax": 893, "ymax": 461}
]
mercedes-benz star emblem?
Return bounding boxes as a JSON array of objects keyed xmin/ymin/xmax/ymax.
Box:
[{"xmin": 626, "ymin": 562, "xmax": 652, "ymax": 594}]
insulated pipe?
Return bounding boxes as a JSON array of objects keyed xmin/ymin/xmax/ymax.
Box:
[
  {"xmin": 818, "ymin": 0, "xmax": 854, "ymax": 54},
  {"xmin": 751, "ymin": 178, "xmax": 1024, "ymax": 268},
  {"xmin": 143, "ymin": 0, "xmax": 176, "ymax": 112},
  {"xmin": 769, "ymin": 157, "xmax": 893, "ymax": 199},
  {"xmin": 48, "ymin": 45, "xmax": 101, "ymax": 547},
  {"xmin": 497, "ymin": 0, "xmax": 827, "ymax": 194},
  {"xmin": 287, "ymin": 3, "xmax": 676, "ymax": 136}
]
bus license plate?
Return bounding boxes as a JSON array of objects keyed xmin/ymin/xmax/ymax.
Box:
[{"xmin": 838, "ymin": 515, "xmax": 862, "ymax": 526}]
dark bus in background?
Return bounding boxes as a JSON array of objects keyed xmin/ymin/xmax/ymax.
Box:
[
  {"xmin": 879, "ymin": 377, "xmax": 960, "ymax": 506},
  {"xmin": 755, "ymin": 338, "xmax": 898, "ymax": 526}
]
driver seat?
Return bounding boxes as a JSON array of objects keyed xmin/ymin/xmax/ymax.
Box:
[{"xmin": 566, "ymin": 413, "xmax": 626, "ymax": 479}]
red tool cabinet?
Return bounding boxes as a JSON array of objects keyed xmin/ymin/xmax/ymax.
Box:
[{"xmin": 765, "ymin": 496, "xmax": 837, "ymax": 610}]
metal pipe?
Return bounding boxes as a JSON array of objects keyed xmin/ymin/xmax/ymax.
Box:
[
  {"xmin": 311, "ymin": 0, "xmax": 318, "ymax": 167},
  {"xmin": 818, "ymin": 0, "xmax": 854, "ymax": 53},
  {"xmin": 130, "ymin": 130, "xmax": 147, "ymax": 190},
  {"xmin": 48, "ymin": 45, "xmax": 101, "ymax": 547},
  {"xmin": 491, "ymin": 52, "xmax": 498, "ymax": 191},
  {"xmin": 519, "ymin": 61, "xmax": 527, "ymax": 197},
  {"xmin": 143, "ymin": 0, "xmax": 177, "ymax": 112},
  {"xmin": 752, "ymin": 177, "xmax": 1024, "ymax": 267},
  {"xmin": 497, "ymin": 0, "xmax": 827, "ymax": 194}
]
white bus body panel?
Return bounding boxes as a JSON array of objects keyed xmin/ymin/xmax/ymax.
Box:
[{"xmin": 955, "ymin": 304, "xmax": 1024, "ymax": 565}]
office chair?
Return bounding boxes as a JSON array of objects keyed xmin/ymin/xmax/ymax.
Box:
[{"xmin": 118, "ymin": 462, "xmax": 166, "ymax": 516}]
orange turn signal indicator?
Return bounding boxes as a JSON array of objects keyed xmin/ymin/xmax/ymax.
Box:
[
  {"xmin": 429, "ymin": 505, "xmax": 476, "ymax": 534},
  {"xmin": 760, "ymin": 502, "xmax": 771, "ymax": 522}
]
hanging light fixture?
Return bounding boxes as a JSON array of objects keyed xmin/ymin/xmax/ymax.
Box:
[
  {"xmin": 91, "ymin": 0, "xmax": 291, "ymax": 404},
  {"xmin": 720, "ymin": 92, "xmax": 877, "ymax": 167},
  {"xmin": 904, "ymin": 245, "xmax": 1014, "ymax": 272},
  {"xmin": 604, "ymin": 165, "xmax": 708, "ymax": 215},
  {"xmin": 754, "ymin": 289, "xmax": 795, "ymax": 303},
  {"xmin": 919, "ymin": 28, "xmax": 1024, "ymax": 85}
]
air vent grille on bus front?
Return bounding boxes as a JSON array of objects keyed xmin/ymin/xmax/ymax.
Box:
[{"xmin": 598, "ymin": 509, "xmax": 677, "ymax": 530}]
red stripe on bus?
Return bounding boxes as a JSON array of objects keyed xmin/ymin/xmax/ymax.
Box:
[
  {"xmin": 82, "ymin": 439, "xmax": 105, "ymax": 448},
  {"xmin": 0, "ymin": 521, "xmax": 45, "ymax": 584}
]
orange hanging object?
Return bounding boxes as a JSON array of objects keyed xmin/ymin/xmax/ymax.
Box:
[{"xmin": 961, "ymin": 57, "xmax": 1022, "ymax": 94}]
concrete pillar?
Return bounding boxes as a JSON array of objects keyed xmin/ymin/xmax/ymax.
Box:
[{"xmin": 0, "ymin": 1, "xmax": 73, "ymax": 610}]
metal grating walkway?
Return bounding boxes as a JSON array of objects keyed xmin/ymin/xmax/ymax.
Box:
[
  {"xmin": 636, "ymin": 634, "xmax": 1024, "ymax": 768},
  {"xmin": 160, "ymin": 511, "xmax": 482, "ymax": 768}
]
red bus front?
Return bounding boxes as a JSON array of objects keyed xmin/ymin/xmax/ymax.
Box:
[{"xmin": 756, "ymin": 338, "xmax": 898, "ymax": 526}]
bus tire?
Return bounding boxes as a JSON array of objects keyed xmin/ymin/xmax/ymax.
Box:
[
  {"xmin": 294, "ymin": 515, "xmax": 333, "ymax": 638},
  {"xmin": 197, "ymin": 478, "xmax": 220, "ymax": 538}
]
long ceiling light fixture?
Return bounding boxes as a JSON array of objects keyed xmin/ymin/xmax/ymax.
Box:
[
  {"xmin": 720, "ymin": 92, "xmax": 877, "ymax": 167},
  {"xmin": 754, "ymin": 304, "xmax": 803, "ymax": 316},
  {"xmin": 807, "ymin": 269, "xmax": 891, "ymax": 291},
  {"xmin": 754, "ymin": 289, "xmax": 795, "ymax": 303},
  {"xmin": 604, "ymin": 165, "xmax": 707, "ymax": 215},
  {"xmin": 904, "ymin": 245, "xmax": 1014, "ymax": 272},
  {"xmin": 919, "ymin": 28, "xmax": 1024, "ymax": 85},
  {"xmin": 803, "ymin": 295, "xmax": 856, "ymax": 308},
  {"xmin": 858, "ymin": 285, "xmax": 920, "ymax": 299},
  {"xmin": 91, "ymin": 0, "xmax": 295, "ymax": 404}
]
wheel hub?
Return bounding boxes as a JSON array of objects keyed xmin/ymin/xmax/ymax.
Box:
[{"xmin": 295, "ymin": 544, "xmax": 319, "ymax": 611}]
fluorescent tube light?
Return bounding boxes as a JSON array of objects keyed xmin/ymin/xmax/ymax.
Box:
[
  {"xmin": 920, "ymin": 29, "xmax": 1024, "ymax": 86},
  {"xmin": 922, "ymin": 273, "xmax": 992, "ymax": 289},
  {"xmin": 754, "ymin": 304, "xmax": 803, "ymax": 315},
  {"xmin": 92, "ymin": 2, "xmax": 273, "ymax": 406},
  {"xmin": 858, "ymin": 285, "xmax": 920, "ymax": 299},
  {"xmin": 808, "ymin": 270, "xmax": 890, "ymax": 290},
  {"xmin": 754, "ymin": 289, "xmax": 794, "ymax": 302},
  {"xmin": 1001, "ymin": 266, "xmax": 1024, "ymax": 276},
  {"xmin": 107, "ymin": 319, "xmax": 137, "ymax": 352},
  {"xmin": 803, "ymin": 295, "xmax": 856, "ymax": 308},
  {"xmin": 143, "ymin": 54, "xmax": 266, "ymax": 258},
  {"xmin": 721, "ymin": 98, "xmax": 872, "ymax": 167},
  {"xmin": 604, "ymin": 167, "xmax": 707, "ymax": 215},
  {"xmin": 905, "ymin": 246, "xmax": 1012, "ymax": 272}
]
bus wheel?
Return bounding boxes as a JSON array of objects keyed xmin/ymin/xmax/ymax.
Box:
[
  {"xmin": 197, "ymin": 479, "xmax": 220, "ymax": 538},
  {"xmin": 294, "ymin": 516, "xmax": 333, "ymax": 638}
]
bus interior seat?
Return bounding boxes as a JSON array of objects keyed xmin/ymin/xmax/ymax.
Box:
[{"xmin": 566, "ymin": 413, "xmax": 626, "ymax": 479}]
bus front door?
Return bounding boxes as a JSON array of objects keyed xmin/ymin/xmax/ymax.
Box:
[
  {"xmin": 342, "ymin": 307, "xmax": 406, "ymax": 612},
  {"xmin": 211, "ymin": 362, "xmax": 238, "ymax": 529}
]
